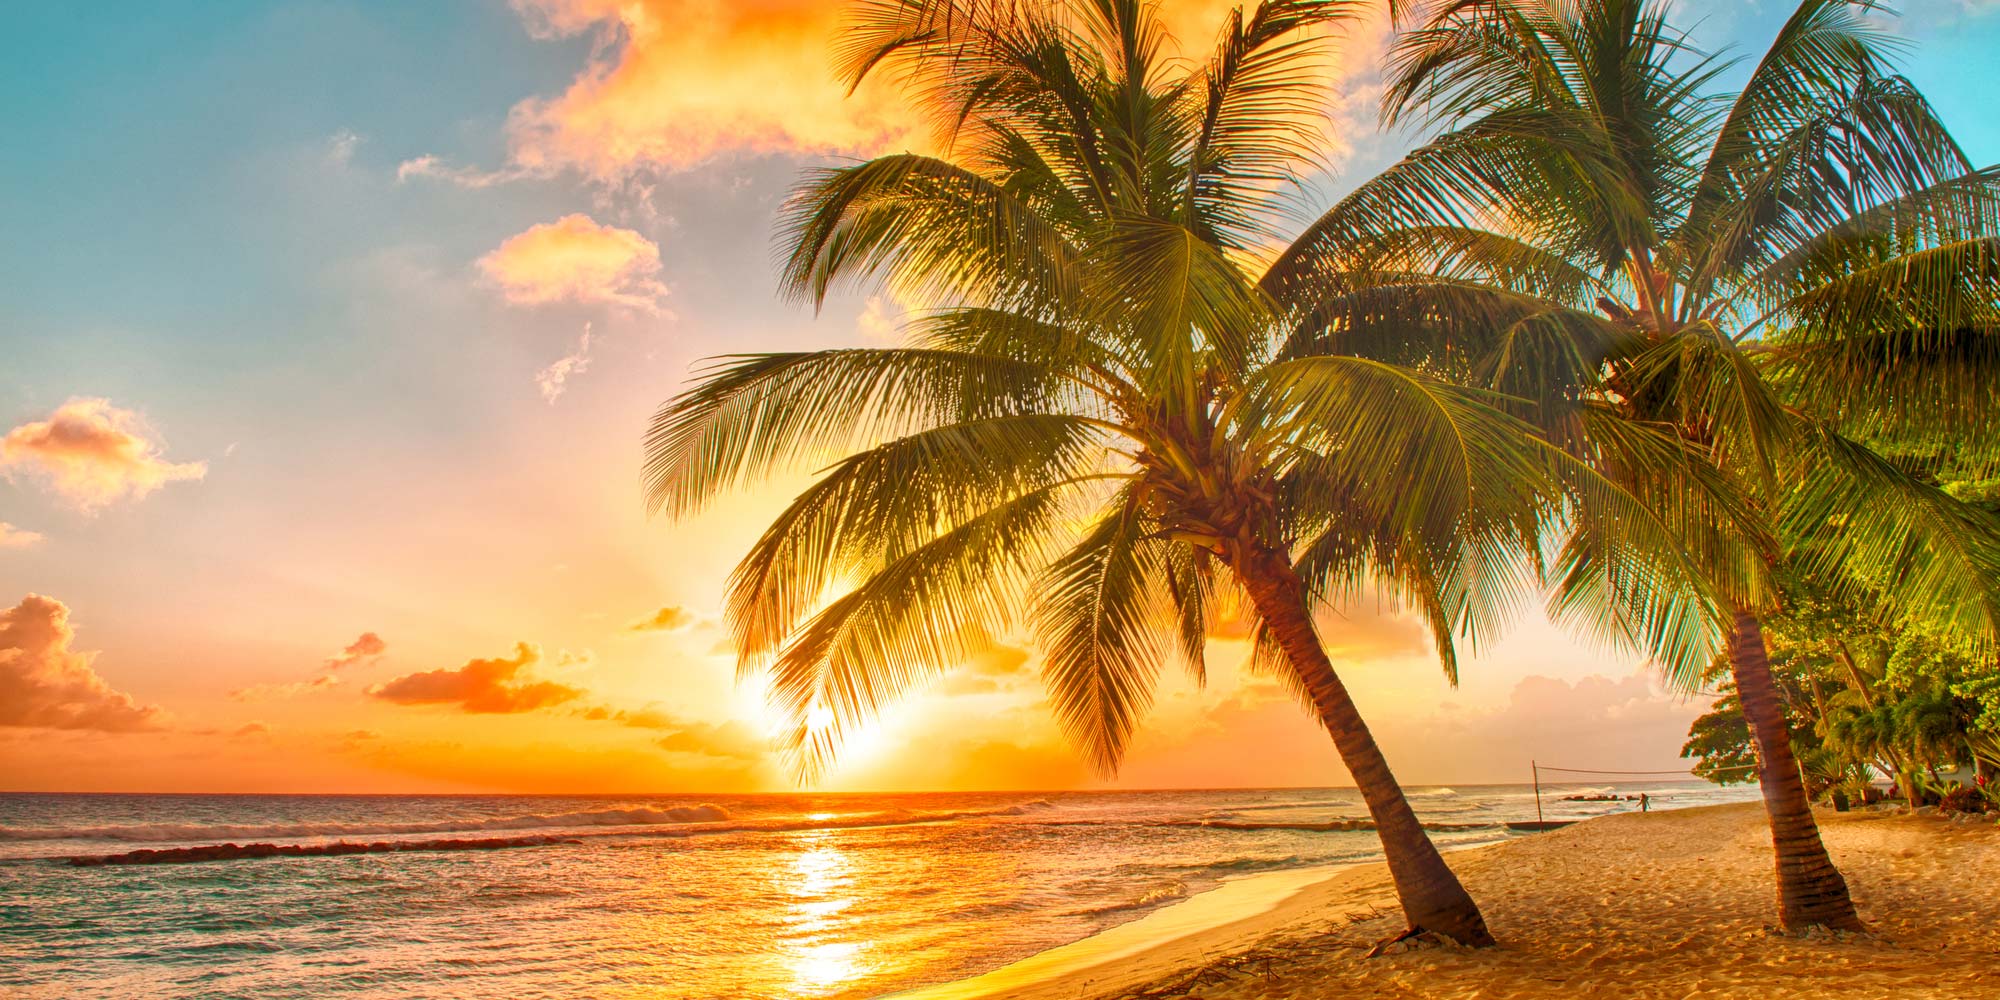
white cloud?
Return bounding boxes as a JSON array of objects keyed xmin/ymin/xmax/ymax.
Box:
[
  {"xmin": 535, "ymin": 323, "xmax": 596, "ymax": 403},
  {"xmin": 477, "ymin": 214, "xmax": 670, "ymax": 314}
]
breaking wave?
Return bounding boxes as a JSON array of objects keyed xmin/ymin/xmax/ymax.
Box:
[
  {"xmin": 0, "ymin": 804, "xmax": 734, "ymax": 844},
  {"xmin": 1165, "ymin": 818, "xmax": 1500, "ymax": 833}
]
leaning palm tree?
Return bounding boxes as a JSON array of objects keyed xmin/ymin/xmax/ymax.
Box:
[
  {"xmin": 644, "ymin": 0, "xmax": 1711, "ymax": 946},
  {"xmin": 1269, "ymin": 0, "xmax": 2000, "ymax": 930}
]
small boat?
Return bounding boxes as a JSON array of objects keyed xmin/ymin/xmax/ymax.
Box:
[{"xmin": 1506, "ymin": 820, "xmax": 1576, "ymax": 832}]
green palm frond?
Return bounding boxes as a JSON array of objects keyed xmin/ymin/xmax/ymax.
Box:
[
  {"xmin": 1245, "ymin": 356, "xmax": 1550, "ymax": 542},
  {"xmin": 770, "ymin": 482, "xmax": 1081, "ymax": 779},
  {"xmin": 1751, "ymin": 166, "xmax": 2000, "ymax": 295},
  {"xmin": 1689, "ymin": 73, "xmax": 1971, "ymax": 291},
  {"xmin": 1090, "ymin": 214, "xmax": 1273, "ymax": 386},
  {"xmin": 644, "ymin": 349, "xmax": 1058, "ymax": 518},
  {"xmin": 1681, "ymin": 0, "xmax": 1902, "ymax": 273},
  {"xmin": 1034, "ymin": 487, "xmax": 1174, "ymax": 774},
  {"xmin": 1780, "ymin": 426, "xmax": 2000, "ymax": 651},
  {"xmin": 726, "ymin": 413, "xmax": 1116, "ymax": 666},
  {"xmin": 779, "ymin": 154, "xmax": 1084, "ymax": 311},
  {"xmin": 1185, "ymin": 0, "xmax": 1362, "ymax": 243}
]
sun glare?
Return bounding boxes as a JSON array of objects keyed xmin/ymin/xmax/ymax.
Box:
[{"xmin": 805, "ymin": 705, "xmax": 836, "ymax": 733}]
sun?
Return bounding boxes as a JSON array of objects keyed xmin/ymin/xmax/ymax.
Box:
[{"xmin": 805, "ymin": 705, "xmax": 836, "ymax": 733}]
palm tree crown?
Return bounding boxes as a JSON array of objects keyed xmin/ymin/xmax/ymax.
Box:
[{"xmin": 641, "ymin": 0, "xmax": 1713, "ymax": 945}]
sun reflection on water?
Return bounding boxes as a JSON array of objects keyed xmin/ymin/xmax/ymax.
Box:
[{"xmin": 780, "ymin": 832, "xmax": 871, "ymax": 996}]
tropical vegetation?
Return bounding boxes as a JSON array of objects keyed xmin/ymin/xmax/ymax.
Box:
[{"xmin": 1262, "ymin": 0, "xmax": 2000, "ymax": 930}]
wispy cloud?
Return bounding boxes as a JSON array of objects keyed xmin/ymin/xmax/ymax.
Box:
[
  {"xmin": 627, "ymin": 605, "xmax": 694, "ymax": 633},
  {"xmin": 0, "ymin": 523, "xmax": 43, "ymax": 549},
  {"xmin": 576, "ymin": 703, "xmax": 768, "ymax": 760},
  {"xmin": 395, "ymin": 154, "xmax": 530, "ymax": 189},
  {"xmin": 2, "ymin": 398, "xmax": 206, "ymax": 512},
  {"xmin": 478, "ymin": 214, "xmax": 669, "ymax": 313},
  {"xmin": 0, "ymin": 594, "xmax": 168, "ymax": 732},
  {"xmin": 230, "ymin": 631, "xmax": 386, "ymax": 701},
  {"xmin": 369, "ymin": 642, "xmax": 584, "ymax": 714},
  {"xmin": 230, "ymin": 674, "xmax": 340, "ymax": 702},
  {"xmin": 535, "ymin": 323, "xmax": 596, "ymax": 403},
  {"xmin": 324, "ymin": 632, "xmax": 388, "ymax": 671}
]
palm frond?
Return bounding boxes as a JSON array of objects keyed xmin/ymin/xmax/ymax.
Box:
[
  {"xmin": 779, "ymin": 153, "xmax": 1083, "ymax": 311},
  {"xmin": 727, "ymin": 413, "xmax": 1115, "ymax": 666},
  {"xmin": 769, "ymin": 481, "xmax": 1081, "ymax": 780},
  {"xmin": 1780, "ymin": 426, "xmax": 2000, "ymax": 652},
  {"xmin": 1034, "ymin": 486, "xmax": 1175, "ymax": 774},
  {"xmin": 644, "ymin": 349, "xmax": 1056, "ymax": 517}
]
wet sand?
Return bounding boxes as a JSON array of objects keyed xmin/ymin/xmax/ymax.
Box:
[{"xmin": 895, "ymin": 803, "xmax": 2000, "ymax": 1000}]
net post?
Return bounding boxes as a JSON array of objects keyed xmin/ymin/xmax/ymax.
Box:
[{"xmin": 1533, "ymin": 760, "xmax": 1543, "ymax": 827}]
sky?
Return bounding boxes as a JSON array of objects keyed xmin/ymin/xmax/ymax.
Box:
[{"xmin": 5, "ymin": 0, "xmax": 1999, "ymax": 795}]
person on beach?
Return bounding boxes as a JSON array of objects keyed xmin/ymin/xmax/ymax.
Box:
[{"xmin": 1640, "ymin": 794, "xmax": 1650, "ymax": 813}]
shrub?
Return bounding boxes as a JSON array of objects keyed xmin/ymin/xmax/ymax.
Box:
[{"xmin": 1938, "ymin": 785, "xmax": 1991, "ymax": 815}]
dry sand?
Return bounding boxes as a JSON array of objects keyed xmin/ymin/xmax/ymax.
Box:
[{"xmin": 898, "ymin": 803, "xmax": 2000, "ymax": 1000}]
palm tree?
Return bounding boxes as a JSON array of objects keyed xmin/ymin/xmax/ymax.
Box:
[
  {"xmin": 643, "ymin": 0, "xmax": 1710, "ymax": 946},
  {"xmin": 1268, "ymin": 0, "xmax": 2000, "ymax": 931}
]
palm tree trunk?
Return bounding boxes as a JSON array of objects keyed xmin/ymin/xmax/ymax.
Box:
[
  {"xmin": 1233, "ymin": 542, "xmax": 1495, "ymax": 946},
  {"xmin": 1728, "ymin": 611, "xmax": 1863, "ymax": 932}
]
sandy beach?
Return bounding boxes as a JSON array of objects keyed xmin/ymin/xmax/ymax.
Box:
[{"xmin": 902, "ymin": 803, "xmax": 2000, "ymax": 1000}]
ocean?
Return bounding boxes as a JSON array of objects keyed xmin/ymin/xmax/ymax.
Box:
[{"xmin": 0, "ymin": 783, "xmax": 1756, "ymax": 999}]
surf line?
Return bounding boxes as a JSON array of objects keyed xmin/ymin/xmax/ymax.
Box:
[{"xmin": 64, "ymin": 834, "xmax": 583, "ymax": 867}]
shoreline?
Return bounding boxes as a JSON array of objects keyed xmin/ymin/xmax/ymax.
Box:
[
  {"xmin": 880, "ymin": 862, "xmax": 1367, "ymax": 1000},
  {"xmin": 883, "ymin": 836, "xmax": 1513, "ymax": 1000},
  {"xmin": 887, "ymin": 802, "xmax": 2000, "ymax": 1000}
]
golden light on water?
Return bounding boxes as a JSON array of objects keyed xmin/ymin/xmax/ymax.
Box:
[{"xmin": 781, "ymin": 832, "xmax": 870, "ymax": 996}]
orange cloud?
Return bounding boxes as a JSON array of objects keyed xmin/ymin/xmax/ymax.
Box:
[
  {"xmin": 0, "ymin": 523, "xmax": 43, "ymax": 549},
  {"xmin": 500, "ymin": 0, "xmax": 930, "ymax": 180},
  {"xmin": 369, "ymin": 642, "xmax": 584, "ymax": 714},
  {"xmin": 2, "ymin": 398, "xmax": 206, "ymax": 512},
  {"xmin": 478, "ymin": 214, "xmax": 669, "ymax": 313},
  {"xmin": 0, "ymin": 594, "xmax": 168, "ymax": 732},
  {"xmin": 481, "ymin": 0, "xmax": 1376, "ymax": 183},
  {"xmin": 325, "ymin": 632, "xmax": 388, "ymax": 671},
  {"xmin": 627, "ymin": 605, "xmax": 694, "ymax": 632}
]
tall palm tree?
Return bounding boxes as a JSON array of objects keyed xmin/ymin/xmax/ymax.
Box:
[
  {"xmin": 643, "ymin": 0, "xmax": 1710, "ymax": 946},
  {"xmin": 1268, "ymin": 0, "xmax": 2000, "ymax": 931}
]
